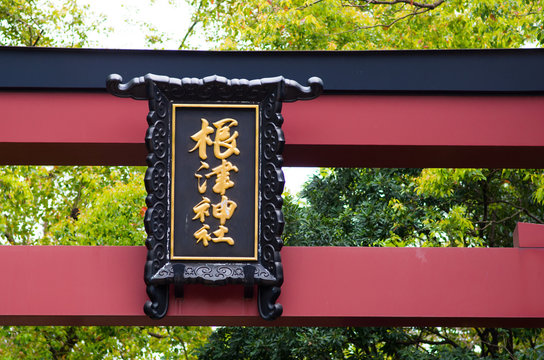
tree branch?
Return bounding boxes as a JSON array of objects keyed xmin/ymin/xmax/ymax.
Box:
[
  {"xmin": 346, "ymin": 0, "xmax": 445, "ymax": 9},
  {"xmin": 296, "ymin": 0, "xmax": 327, "ymax": 11},
  {"xmin": 424, "ymin": 327, "xmax": 460, "ymax": 348},
  {"xmin": 1, "ymin": 215, "xmax": 16, "ymax": 245},
  {"xmin": 491, "ymin": 200, "xmax": 544, "ymax": 224},
  {"xmin": 179, "ymin": 19, "xmax": 199, "ymax": 50},
  {"xmin": 479, "ymin": 335, "xmax": 517, "ymax": 360},
  {"xmin": 148, "ymin": 331, "xmax": 167, "ymax": 339},
  {"xmin": 70, "ymin": 183, "xmax": 82, "ymax": 221},
  {"xmin": 513, "ymin": 2, "xmax": 538, "ymax": 17},
  {"xmin": 179, "ymin": 1, "xmax": 204, "ymax": 50},
  {"xmin": 328, "ymin": 7, "xmax": 431, "ymax": 35},
  {"xmin": 32, "ymin": 32, "xmax": 42, "ymax": 47},
  {"xmin": 173, "ymin": 332, "xmax": 190, "ymax": 360},
  {"xmin": 397, "ymin": 338, "xmax": 458, "ymax": 347},
  {"xmin": 2, "ymin": 231, "xmax": 16, "ymax": 245},
  {"xmin": 478, "ymin": 210, "xmax": 523, "ymax": 232},
  {"xmin": 480, "ymin": 178, "xmax": 488, "ymax": 239}
]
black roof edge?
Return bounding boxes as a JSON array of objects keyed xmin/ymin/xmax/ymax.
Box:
[{"xmin": 1, "ymin": 46, "xmax": 543, "ymax": 93}]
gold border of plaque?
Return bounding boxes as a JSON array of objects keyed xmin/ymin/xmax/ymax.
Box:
[{"xmin": 170, "ymin": 104, "xmax": 259, "ymax": 261}]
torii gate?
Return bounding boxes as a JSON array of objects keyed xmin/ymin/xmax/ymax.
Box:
[{"xmin": 1, "ymin": 47, "xmax": 544, "ymax": 327}]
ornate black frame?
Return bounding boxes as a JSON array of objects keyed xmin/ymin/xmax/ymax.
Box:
[{"xmin": 107, "ymin": 74, "xmax": 322, "ymax": 320}]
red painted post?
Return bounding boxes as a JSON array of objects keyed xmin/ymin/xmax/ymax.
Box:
[{"xmin": 514, "ymin": 222, "xmax": 544, "ymax": 248}]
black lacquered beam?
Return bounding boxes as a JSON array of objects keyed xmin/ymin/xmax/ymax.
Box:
[{"xmin": 0, "ymin": 47, "xmax": 543, "ymax": 93}]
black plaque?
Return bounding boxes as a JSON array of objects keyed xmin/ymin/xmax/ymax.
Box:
[
  {"xmin": 106, "ymin": 74, "xmax": 322, "ymax": 320},
  {"xmin": 172, "ymin": 104, "xmax": 259, "ymax": 261}
]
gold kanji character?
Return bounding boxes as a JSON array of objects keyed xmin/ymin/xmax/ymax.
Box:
[
  {"xmin": 193, "ymin": 224, "xmax": 212, "ymax": 247},
  {"xmin": 212, "ymin": 225, "xmax": 234, "ymax": 245},
  {"xmin": 205, "ymin": 159, "xmax": 238, "ymax": 195},
  {"xmin": 194, "ymin": 161, "xmax": 209, "ymax": 194},
  {"xmin": 213, "ymin": 118, "xmax": 240, "ymax": 159},
  {"xmin": 192, "ymin": 197, "xmax": 211, "ymax": 222},
  {"xmin": 212, "ymin": 195, "xmax": 238, "ymax": 225},
  {"xmin": 189, "ymin": 118, "xmax": 214, "ymax": 160}
]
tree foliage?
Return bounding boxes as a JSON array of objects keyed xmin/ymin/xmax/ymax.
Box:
[
  {"xmin": 1, "ymin": 325, "xmax": 211, "ymax": 360},
  {"xmin": 198, "ymin": 326, "xmax": 544, "ymax": 359},
  {"xmin": 0, "ymin": 0, "xmax": 101, "ymax": 47},
  {"xmin": 0, "ymin": 166, "xmax": 144, "ymax": 246},
  {"xmin": 184, "ymin": 0, "xmax": 544, "ymax": 50},
  {"xmin": 284, "ymin": 168, "xmax": 544, "ymax": 248}
]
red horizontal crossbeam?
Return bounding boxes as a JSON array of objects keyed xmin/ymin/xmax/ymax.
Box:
[
  {"xmin": 1, "ymin": 223, "xmax": 543, "ymax": 327},
  {"xmin": 2, "ymin": 92, "xmax": 544, "ymax": 167}
]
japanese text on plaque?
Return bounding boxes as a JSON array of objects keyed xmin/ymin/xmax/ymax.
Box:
[{"xmin": 189, "ymin": 118, "xmax": 239, "ymax": 247}]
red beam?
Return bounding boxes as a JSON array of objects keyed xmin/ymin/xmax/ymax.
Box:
[
  {"xmin": 2, "ymin": 229, "xmax": 544, "ymax": 327},
  {"xmin": 2, "ymin": 92, "xmax": 544, "ymax": 167}
]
